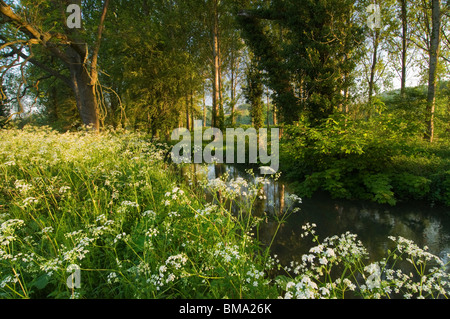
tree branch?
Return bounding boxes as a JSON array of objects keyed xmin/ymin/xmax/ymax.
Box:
[
  {"xmin": 0, "ymin": 37, "xmax": 72, "ymax": 88},
  {"xmin": 90, "ymin": 0, "xmax": 110, "ymax": 85},
  {"xmin": 0, "ymin": 0, "xmax": 71, "ymax": 65}
]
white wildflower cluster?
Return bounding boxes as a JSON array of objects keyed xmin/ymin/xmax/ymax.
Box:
[
  {"xmin": 59, "ymin": 186, "xmax": 71, "ymax": 194},
  {"xmin": 286, "ymin": 193, "xmax": 302, "ymax": 205},
  {"xmin": 0, "ymin": 274, "xmax": 20, "ymax": 289},
  {"xmin": 60, "ymin": 215, "xmax": 116, "ymax": 263},
  {"xmin": 168, "ymin": 211, "xmax": 180, "ymax": 218},
  {"xmin": 142, "ymin": 210, "xmax": 156, "ymax": 219},
  {"xmin": 203, "ymin": 172, "xmax": 271, "ymax": 205},
  {"xmin": 358, "ymin": 237, "xmax": 450, "ymax": 299},
  {"xmin": 121, "ymin": 200, "xmax": 139, "ymax": 208},
  {"xmin": 194, "ymin": 203, "xmax": 218, "ymax": 219},
  {"xmin": 88, "ymin": 214, "xmax": 115, "ymax": 237},
  {"xmin": 300, "ymin": 223, "xmax": 317, "ymax": 238},
  {"xmin": 245, "ymin": 265, "xmax": 266, "ymax": 287},
  {"xmin": 213, "ymin": 242, "xmax": 241, "ymax": 263},
  {"xmin": 117, "ymin": 200, "xmax": 139, "ymax": 214},
  {"xmin": 283, "ymin": 276, "xmax": 320, "ymax": 299},
  {"xmin": 60, "ymin": 234, "xmax": 94, "ymax": 262},
  {"xmin": 39, "ymin": 258, "xmax": 63, "ymax": 274},
  {"xmin": 14, "ymin": 180, "xmax": 33, "ymax": 194},
  {"xmin": 227, "ymin": 177, "xmax": 249, "ymax": 198},
  {"xmin": 113, "ymin": 232, "xmax": 128, "ymax": 244},
  {"xmin": 147, "ymin": 253, "xmax": 189, "ymax": 290},
  {"xmin": 206, "ymin": 177, "xmax": 228, "ymax": 194},
  {"xmin": 2, "ymin": 160, "xmax": 16, "ymax": 167},
  {"xmin": 22, "ymin": 197, "xmax": 38, "ymax": 208},
  {"xmin": 40, "ymin": 226, "xmax": 54, "ymax": 234},
  {"xmin": 163, "ymin": 186, "xmax": 190, "ymax": 207},
  {"xmin": 107, "ymin": 272, "xmax": 120, "ymax": 284},
  {"xmin": 279, "ymin": 224, "xmax": 450, "ymax": 299},
  {"xmin": 0, "ymin": 219, "xmax": 25, "ymax": 246},
  {"xmin": 145, "ymin": 227, "xmax": 159, "ymax": 238}
]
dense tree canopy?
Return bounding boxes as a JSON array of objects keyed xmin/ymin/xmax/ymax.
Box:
[{"xmin": 0, "ymin": 0, "xmax": 448, "ymax": 139}]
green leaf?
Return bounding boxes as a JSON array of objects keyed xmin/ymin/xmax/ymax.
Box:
[{"xmin": 32, "ymin": 274, "xmax": 50, "ymax": 290}]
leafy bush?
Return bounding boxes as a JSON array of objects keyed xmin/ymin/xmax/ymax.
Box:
[{"xmin": 280, "ymin": 112, "xmax": 450, "ymax": 206}]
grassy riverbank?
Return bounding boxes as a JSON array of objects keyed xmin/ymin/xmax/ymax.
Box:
[{"xmin": 1, "ymin": 127, "xmax": 449, "ymax": 299}]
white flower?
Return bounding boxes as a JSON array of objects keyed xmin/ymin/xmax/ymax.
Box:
[
  {"xmin": 59, "ymin": 186, "xmax": 71, "ymax": 194},
  {"xmin": 121, "ymin": 200, "xmax": 139, "ymax": 208},
  {"xmin": 302, "ymin": 254, "xmax": 315, "ymax": 263},
  {"xmin": 40, "ymin": 226, "xmax": 54, "ymax": 234},
  {"xmin": 159, "ymin": 265, "xmax": 167, "ymax": 273},
  {"xmin": 23, "ymin": 197, "xmax": 38, "ymax": 207},
  {"xmin": 319, "ymin": 257, "xmax": 328, "ymax": 265},
  {"xmin": 319, "ymin": 287, "xmax": 330, "ymax": 296},
  {"xmin": 310, "ymin": 245, "xmax": 323, "ymax": 254}
]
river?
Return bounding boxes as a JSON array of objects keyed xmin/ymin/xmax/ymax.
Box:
[{"xmin": 182, "ymin": 163, "xmax": 450, "ymax": 269}]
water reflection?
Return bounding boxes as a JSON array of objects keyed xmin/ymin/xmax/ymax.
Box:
[{"xmin": 184, "ymin": 163, "xmax": 450, "ymax": 267}]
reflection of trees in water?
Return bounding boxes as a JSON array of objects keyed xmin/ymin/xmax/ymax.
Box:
[{"xmin": 182, "ymin": 163, "xmax": 450, "ymax": 268}]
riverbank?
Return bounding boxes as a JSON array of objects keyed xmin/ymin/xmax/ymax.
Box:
[
  {"xmin": 1, "ymin": 127, "xmax": 449, "ymax": 299},
  {"xmin": 279, "ymin": 116, "xmax": 450, "ymax": 208}
]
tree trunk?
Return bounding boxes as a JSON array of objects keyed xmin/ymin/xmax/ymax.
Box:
[
  {"xmin": 68, "ymin": 53, "xmax": 100, "ymax": 130},
  {"xmin": 273, "ymin": 104, "xmax": 277, "ymax": 126},
  {"xmin": 212, "ymin": 0, "xmax": 220, "ymax": 128},
  {"xmin": 185, "ymin": 94, "xmax": 190, "ymax": 131},
  {"xmin": 369, "ymin": 29, "xmax": 380, "ymax": 104},
  {"xmin": 203, "ymin": 87, "xmax": 207, "ymax": 127},
  {"xmin": 0, "ymin": 0, "xmax": 109, "ymax": 132},
  {"xmin": 230, "ymin": 52, "xmax": 236, "ymax": 126},
  {"xmin": 400, "ymin": 0, "xmax": 408, "ymax": 97},
  {"xmin": 425, "ymin": 0, "xmax": 441, "ymax": 143}
]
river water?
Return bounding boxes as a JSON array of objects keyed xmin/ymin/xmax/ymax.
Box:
[{"xmin": 183, "ymin": 163, "xmax": 450, "ymax": 268}]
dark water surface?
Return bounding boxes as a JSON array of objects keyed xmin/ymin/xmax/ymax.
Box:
[{"xmin": 186, "ymin": 164, "xmax": 450, "ymax": 267}]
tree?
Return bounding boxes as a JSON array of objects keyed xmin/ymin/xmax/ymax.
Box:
[
  {"xmin": 400, "ymin": 0, "xmax": 408, "ymax": 96},
  {"xmin": 237, "ymin": 0, "xmax": 364, "ymax": 125},
  {"xmin": 212, "ymin": 0, "xmax": 221, "ymax": 129},
  {"xmin": 0, "ymin": 0, "xmax": 110, "ymax": 130},
  {"xmin": 244, "ymin": 58, "xmax": 264, "ymax": 131},
  {"xmin": 0, "ymin": 80, "xmax": 7, "ymax": 118},
  {"xmin": 425, "ymin": 0, "xmax": 441, "ymax": 142}
]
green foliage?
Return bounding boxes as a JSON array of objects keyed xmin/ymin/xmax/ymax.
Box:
[
  {"xmin": 237, "ymin": 0, "xmax": 364, "ymax": 124},
  {"xmin": 280, "ymin": 109, "xmax": 450, "ymax": 206},
  {"xmin": 243, "ymin": 60, "xmax": 264, "ymax": 130},
  {"xmin": 2, "ymin": 127, "xmax": 449, "ymax": 299}
]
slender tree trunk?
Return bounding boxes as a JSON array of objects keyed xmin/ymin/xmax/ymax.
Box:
[
  {"xmin": 273, "ymin": 104, "xmax": 277, "ymax": 126},
  {"xmin": 369, "ymin": 29, "xmax": 380, "ymax": 104},
  {"xmin": 185, "ymin": 94, "xmax": 190, "ymax": 131},
  {"xmin": 400, "ymin": 0, "xmax": 408, "ymax": 97},
  {"xmin": 212, "ymin": 0, "xmax": 220, "ymax": 128},
  {"xmin": 267, "ymin": 87, "xmax": 270, "ymax": 128},
  {"xmin": 203, "ymin": 87, "xmax": 207, "ymax": 127},
  {"xmin": 425, "ymin": 0, "xmax": 441, "ymax": 143},
  {"xmin": 230, "ymin": 50, "xmax": 236, "ymax": 126},
  {"xmin": 190, "ymin": 89, "xmax": 194, "ymax": 129}
]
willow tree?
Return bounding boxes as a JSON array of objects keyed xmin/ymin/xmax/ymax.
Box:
[{"xmin": 0, "ymin": 0, "xmax": 110, "ymax": 130}]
